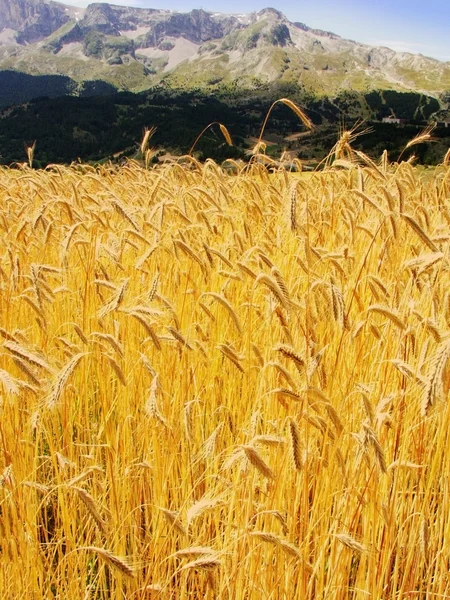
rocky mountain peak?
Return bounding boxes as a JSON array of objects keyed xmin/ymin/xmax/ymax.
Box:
[
  {"xmin": 256, "ymin": 7, "xmax": 286, "ymax": 20},
  {"xmin": 81, "ymin": 3, "xmax": 120, "ymax": 34}
]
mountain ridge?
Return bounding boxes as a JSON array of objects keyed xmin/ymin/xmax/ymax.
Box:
[{"xmin": 0, "ymin": 0, "xmax": 449, "ymax": 98}]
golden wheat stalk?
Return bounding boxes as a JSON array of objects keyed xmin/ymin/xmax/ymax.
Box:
[
  {"xmin": 140, "ymin": 126, "xmax": 157, "ymax": 155},
  {"xmin": 66, "ymin": 466, "xmax": 105, "ymax": 487},
  {"xmin": 271, "ymin": 267, "xmax": 291, "ymax": 305},
  {"xmin": 25, "ymin": 141, "xmax": 36, "ymax": 168},
  {"xmin": 73, "ymin": 324, "xmax": 88, "ymax": 345},
  {"xmin": 250, "ymin": 531, "xmax": 301, "ymax": 557},
  {"xmin": 98, "ymin": 278, "xmax": 129, "ymax": 318},
  {"xmin": 352, "ymin": 189, "xmax": 386, "ymax": 214},
  {"xmin": 159, "ymin": 507, "xmax": 186, "ymax": 535},
  {"xmin": 111, "ymin": 199, "xmax": 139, "ymax": 231},
  {"xmin": 207, "ymin": 246, "xmax": 234, "ymax": 268},
  {"xmin": 363, "ymin": 422, "xmax": 387, "ymax": 473},
  {"xmin": 398, "ymin": 124, "xmax": 436, "ymax": 162},
  {"xmin": 0, "ymin": 327, "xmax": 19, "ymax": 342},
  {"xmin": 353, "ymin": 150, "xmax": 385, "ymax": 177},
  {"xmin": 4, "ymin": 340, "xmax": 54, "ymax": 373},
  {"xmin": 128, "ymin": 313, "xmax": 161, "ymax": 350},
  {"xmin": 91, "ymin": 332, "xmax": 124, "ymax": 357},
  {"xmin": 251, "ymin": 342, "xmax": 264, "ymax": 367},
  {"xmin": 276, "ymin": 344, "xmax": 305, "ymax": 375},
  {"xmin": 256, "ymin": 273, "xmax": 291, "ymax": 311},
  {"xmin": 174, "ymin": 239, "xmax": 206, "ymax": 272},
  {"xmin": 289, "ymin": 183, "xmax": 298, "ymax": 231},
  {"xmin": 387, "ymin": 460, "xmax": 424, "ymax": 471},
  {"xmin": 324, "ymin": 402, "xmax": 344, "ymax": 435},
  {"xmin": 366, "ymin": 304, "xmax": 406, "ymax": 331},
  {"xmin": 241, "ymin": 445, "xmax": 275, "ymax": 479},
  {"xmin": 249, "ymin": 510, "xmax": 288, "ymax": 534},
  {"xmin": 217, "ymin": 343, "xmax": 244, "ymax": 372},
  {"xmin": 203, "ymin": 292, "xmax": 242, "ymax": 334},
  {"xmin": 183, "ymin": 399, "xmax": 196, "ymax": 442},
  {"xmin": 173, "ymin": 547, "xmax": 216, "ymax": 558},
  {"xmin": 195, "ymin": 423, "xmax": 222, "ymax": 463},
  {"xmin": 46, "ymin": 352, "xmax": 88, "ymax": 409},
  {"xmin": 145, "ymin": 374, "xmax": 168, "ymax": 426},
  {"xmin": 403, "ymin": 252, "xmax": 444, "ymax": 273},
  {"xmin": 389, "ymin": 359, "xmax": 426, "ymax": 385},
  {"xmin": 79, "ymin": 547, "xmax": 135, "ymax": 578},
  {"xmin": 258, "ymin": 99, "xmax": 313, "ymax": 148},
  {"xmin": 0, "ymin": 368, "xmax": 21, "ymax": 395},
  {"xmin": 13, "ymin": 357, "xmax": 41, "ymax": 386},
  {"xmin": 107, "ymin": 355, "xmax": 127, "ymax": 386},
  {"xmin": 287, "ymin": 417, "xmax": 302, "ymax": 471},
  {"xmin": 335, "ymin": 533, "xmax": 367, "ymax": 554},
  {"xmin": 401, "ymin": 213, "xmax": 439, "ymax": 252},
  {"xmin": 269, "ymin": 388, "xmax": 302, "ymax": 403},
  {"xmin": 419, "ymin": 517, "xmax": 429, "ymax": 563},
  {"xmin": 187, "ymin": 497, "xmax": 224, "ymax": 525},
  {"xmin": 181, "ymin": 555, "xmax": 222, "ymax": 571},
  {"xmin": 167, "ymin": 326, "xmax": 193, "ymax": 350},
  {"xmin": 422, "ymin": 340, "xmax": 450, "ymax": 416},
  {"xmin": 189, "ymin": 122, "xmax": 233, "ymax": 156},
  {"xmin": 331, "ymin": 283, "xmax": 346, "ymax": 327},
  {"xmin": 71, "ymin": 486, "xmax": 108, "ymax": 534},
  {"xmin": 251, "ymin": 434, "xmax": 285, "ymax": 447}
]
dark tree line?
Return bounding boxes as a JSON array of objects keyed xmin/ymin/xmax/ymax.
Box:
[{"xmin": 0, "ymin": 83, "xmax": 445, "ymax": 166}]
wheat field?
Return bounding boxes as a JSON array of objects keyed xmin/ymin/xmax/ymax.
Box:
[{"xmin": 1, "ymin": 150, "xmax": 450, "ymax": 599}]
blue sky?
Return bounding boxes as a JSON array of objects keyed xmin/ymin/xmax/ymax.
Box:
[{"xmin": 64, "ymin": 0, "xmax": 450, "ymax": 62}]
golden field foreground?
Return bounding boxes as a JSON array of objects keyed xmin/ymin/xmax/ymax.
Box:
[{"xmin": 1, "ymin": 157, "xmax": 450, "ymax": 599}]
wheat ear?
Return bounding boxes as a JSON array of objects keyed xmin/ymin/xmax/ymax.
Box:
[
  {"xmin": 71, "ymin": 487, "xmax": 108, "ymax": 534},
  {"xmin": 422, "ymin": 340, "xmax": 450, "ymax": 416},
  {"xmin": 181, "ymin": 555, "xmax": 222, "ymax": 571},
  {"xmin": 46, "ymin": 352, "xmax": 88, "ymax": 409},
  {"xmin": 241, "ymin": 445, "xmax": 274, "ymax": 479},
  {"xmin": 4, "ymin": 340, "xmax": 53, "ymax": 373},
  {"xmin": 145, "ymin": 374, "xmax": 168, "ymax": 426},
  {"xmin": 335, "ymin": 533, "xmax": 367, "ymax": 554},
  {"xmin": 203, "ymin": 292, "xmax": 242, "ymax": 334},
  {"xmin": 287, "ymin": 418, "xmax": 302, "ymax": 471},
  {"xmin": 80, "ymin": 546, "xmax": 135, "ymax": 577}
]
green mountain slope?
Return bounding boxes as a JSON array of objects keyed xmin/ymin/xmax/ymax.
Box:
[{"xmin": 1, "ymin": 3, "xmax": 450, "ymax": 99}]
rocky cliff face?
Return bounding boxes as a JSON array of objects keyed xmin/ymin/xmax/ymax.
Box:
[
  {"xmin": 80, "ymin": 3, "xmax": 167, "ymax": 35},
  {"xmin": 78, "ymin": 5, "xmax": 243, "ymax": 45},
  {"xmin": 0, "ymin": 0, "xmax": 71, "ymax": 43},
  {"xmin": 138, "ymin": 9, "xmax": 242, "ymax": 46}
]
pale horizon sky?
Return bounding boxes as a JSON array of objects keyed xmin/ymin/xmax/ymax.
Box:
[{"xmin": 62, "ymin": 0, "xmax": 450, "ymax": 62}]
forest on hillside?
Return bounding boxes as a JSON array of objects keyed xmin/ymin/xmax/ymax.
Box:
[{"xmin": 0, "ymin": 80, "xmax": 448, "ymax": 166}]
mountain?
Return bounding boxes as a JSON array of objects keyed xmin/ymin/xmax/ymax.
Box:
[
  {"xmin": 1, "ymin": 1, "xmax": 450, "ymax": 167},
  {"xmin": 1, "ymin": 1, "xmax": 450, "ymax": 99}
]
